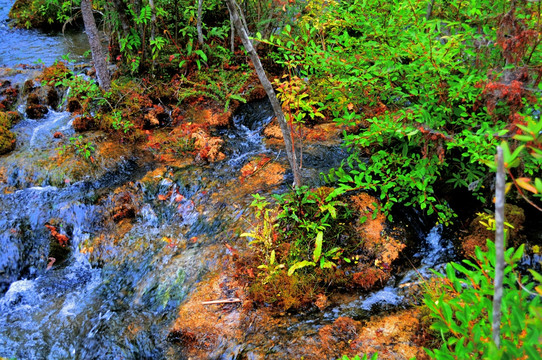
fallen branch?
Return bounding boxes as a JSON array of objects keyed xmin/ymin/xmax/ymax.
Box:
[{"xmin": 201, "ymin": 298, "xmax": 242, "ymax": 305}]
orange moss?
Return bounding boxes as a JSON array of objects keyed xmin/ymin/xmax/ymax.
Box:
[
  {"xmin": 170, "ymin": 272, "xmax": 245, "ymax": 358},
  {"xmin": 247, "ymin": 270, "xmax": 319, "ymax": 310},
  {"xmin": 263, "ymin": 120, "xmax": 282, "ymax": 139},
  {"xmin": 352, "ymin": 266, "xmax": 387, "ymax": 289},
  {"xmin": 38, "ymin": 62, "xmax": 70, "ymax": 86},
  {"xmin": 197, "ymin": 108, "xmax": 232, "ymax": 127},
  {"xmin": 347, "ymin": 309, "xmax": 424, "ymax": 360},
  {"xmin": 191, "ymin": 129, "xmax": 226, "ymax": 162},
  {"xmin": 319, "ymin": 317, "xmax": 360, "ymax": 355},
  {"xmin": 460, "ymin": 205, "xmax": 525, "ymax": 258},
  {"xmin": 351, "ymin": 193, "xmax": 385, "ymax": 245}
]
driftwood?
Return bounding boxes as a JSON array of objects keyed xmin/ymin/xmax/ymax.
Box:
[{"xmin": 201, "ymin": 298, "xmax": 242, "ymax": 305}]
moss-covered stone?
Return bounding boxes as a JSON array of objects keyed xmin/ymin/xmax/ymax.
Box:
[
  {"xmin": 9, "ymin": 0, "xmax": 59, "ymax": 29},
  {"xmin": 0, "ymin": 112, "xmax": 16, "ymax": 155},
  {"xmin": 0, "ymin": 126, "xmax": 16, "ymax": 155}
]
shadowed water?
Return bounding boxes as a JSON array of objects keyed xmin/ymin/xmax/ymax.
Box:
[{"xmin": 0, "ymin": 0, "xmax": 90, "ymax": 67}]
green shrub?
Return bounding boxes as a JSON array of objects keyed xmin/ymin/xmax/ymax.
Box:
[{"xmin": 424, "ymin": 241, "xmax": 542, "ymax": 359}]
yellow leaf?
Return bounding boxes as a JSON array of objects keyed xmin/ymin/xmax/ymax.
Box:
[
  {"xmin": 504, "ymin": 182, "xmax": 512, "ymax": 194},
  {"xmin": 516, "ymin": 177, "xmax": 538, "ymax": 194},
  {"xmin": 347, "ymin": 102, "xmax": 354, "ymax": 111}
]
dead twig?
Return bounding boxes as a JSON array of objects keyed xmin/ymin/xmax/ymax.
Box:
[{"xmin": 201, "ymin": 298, "xmax": 242, "ymax": 305}]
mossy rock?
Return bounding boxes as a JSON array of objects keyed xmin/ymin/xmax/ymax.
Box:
[
  {"xmin": 9, "ymin": 0, "xmax": 56, "ymax": 29},
  {"xmin": 0, "ymin": 112, "xmax": 16, "ymax": 155},
  {"xmin": 0, "ymin": 111, "xmax": 11, "ymax": 128},
  {"xmin": 0, "ymin": 126, "xmax": 16, "ymax": 155}
]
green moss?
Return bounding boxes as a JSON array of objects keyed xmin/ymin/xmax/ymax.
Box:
[
  {"xmin": 0, "ymin": 112, "xmax": 16, "ymax": 155},
  {"xmin": 0, "ymin": 112, "xmax": 11, "ymax": 128},
  {"xmin": 0, "ymin": 126, "xmax": 16, "ymax": 155},
  {"xmin": 8, "ymin": 0, "xmax": 71, "ymax": 29}
]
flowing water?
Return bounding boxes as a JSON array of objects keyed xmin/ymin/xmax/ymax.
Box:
[
  {"xmin": 0, "ymin": 0, "xmax": 90, "ymax": 67},
  {"xmin": 0, "ymin": 2, "xmax": 456, "ymax": 358}
]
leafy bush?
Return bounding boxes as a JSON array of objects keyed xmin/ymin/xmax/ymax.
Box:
[
  {"xmin": 424, "ymin": 241, "xmax": 542, "ymax": 359},
  {"xmin": 261, "ymin": 0, "xmax": 541, "ymax": 224},
  {"xmin": 58, "ymin": 135, "xmax": 95, "ymax": 161}
]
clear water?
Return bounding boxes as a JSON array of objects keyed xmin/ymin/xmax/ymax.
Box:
[{"xmin": 0, "ymin": 0, "xmax": 90, "ymax": 67}]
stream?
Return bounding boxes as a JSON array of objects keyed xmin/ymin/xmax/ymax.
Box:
[{"xmin": 0, "ymin": 2, "xmax": 457, "ymax": 359}]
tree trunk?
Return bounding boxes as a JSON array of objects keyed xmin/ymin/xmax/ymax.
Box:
[
  {"xmin": 110, "ymin": 0, "xmax": 131, "ymax": 38},
  {"xmin": 197, "ymin": 0, "xmax": 204, "ymax": 45},
  {"xmin": 80, "ymin": 0, "xmax": 111, "ymax": 91},
  {"xmin": 226, "ymin": 0, "xmax": 301, "ymax": 186},
  {"xmin": 229, "ymin": 10, "xmax": 235, "ymax": 52},
  {"xmin": 149, "ymin": 0, "xmax": 157, "ymax": 70},
  {"xmin": 492, "ymin": 146, "xmax": 506, "ymax": 348}
]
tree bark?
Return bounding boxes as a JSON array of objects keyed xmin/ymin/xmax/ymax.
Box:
[
  {"xmin": 492, "ymin": 146, "xmax": 506, "ymax": 348},
  {"xmin": 197, "ymin": 0, "xmax": 204, "ymax": 45},
  {"xmin": 80, "ymin": 0, "xmax": 111, "ymax": 91},
  {"xmin": 425, "ymin": 0, "xmax": 435, "ymax": 20},
  {"xmin": 225, "ymin": 0, "xmax": 301, "ymax": 186}
]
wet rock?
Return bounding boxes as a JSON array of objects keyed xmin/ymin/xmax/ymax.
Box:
[
  {"xmin": 9, "ymin": 0, "xmax": 59, "ymax": 29},
  {"xmin": 67, "ymin": 98, "xmax": 82, "ymax": 113},
  {"xmin": 0, "ymin": 129, "xmax": 16, "ymax": 155},
  {"xmin": 73, "ymin": 115, "xmax": 97, "ymax": 132},
  {"xmin": 348, "ymin": 309, "xmax": 424, "ymax": 359},
  {"xmin": 0, "ymin": 81, "xmax": 19, "ymax": 111},
  {"xmin": 319, "ymin": 317, "xmax": 360, "ymax": 355},
  {"xmin": 459, "ymin": 204, "xmax": 526, "ymax": 257},
  {"xmin": 143, "ymin": 105, "xmax": 169, "ymax": 129},
  {"xmin": 22, "ymin": 79, "xmax": 34, "ymax": 95},
  {"xmin": 53, "ymin": 131, "xmax": 64, "ymax": 139},
  {"xmin": 25, "ymin": 93, "xmax": 48, "ymax": 119},
  {"xmin": 45, "ymin": 224, "xmax": 70, "ymax": 268},
  {"xmin": 0, "ymin": 112, "xmax": 16, "ymax": 155},
  {"xmin": 46, "ymin": 87, "xmax": 59, "ymax": 109},
  {"xmin": 170, "ymin": 272, "xmax": 245, "ymax": 359}
]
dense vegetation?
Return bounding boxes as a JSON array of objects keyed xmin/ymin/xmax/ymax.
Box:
[{"xmin": 5, "ymin": 0, "xmax": 542, "ymax": 358}]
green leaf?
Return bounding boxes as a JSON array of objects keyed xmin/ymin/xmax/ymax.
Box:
[
  {"xmin": 287, "ymin": 260, "xmax": 315, "ymax": 276},
  {"xmin": 195, "ymin": 49, "xmax": 207, "ymax": 62},
  {"xmin": 313, "ymin": 231, "xmax": 323, "ymax": 263}
]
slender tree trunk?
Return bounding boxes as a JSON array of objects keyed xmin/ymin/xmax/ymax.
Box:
[
  {"xmin": 492, "ymin": 146, "xmax": 506, "ymax": 348},
  {"xmin": 175, "ymin": 0, "xmax": 179, "ymax": 43},
  {"xmin": 229, "ymin": 10, "xmax": 235, "ymax": 52},
  {"xmin": 149, "ymin": 0, "xmax": 157, "ymax": 70},
  {"xmin": 226, "ymin": 0, "xmax": 301, "ymax": 186},
  {"xmin": 111, "ymin": 0, "xmax": 131, "ymax": 38},
  {"xmin": 197, "ymin": 0, "xmax": 204, "ymax": 45},
  {"xmin": 425, "ymin": 0, "xmax": 435, "ymax": 20},
  {"xmin": 81, "ymin": 0, "xmax": 111, "ymax": 91}
]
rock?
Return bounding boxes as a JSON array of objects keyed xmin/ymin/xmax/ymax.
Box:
[
  {"xmin": 22, "ymin": 79, "xmax": 34, "ymax": 94},
  {"xmin": 459, "ymin": 204, "xmax": 526, "ymax": 257},
  {"xmin": 46, "ymin": 87, "xmax": 59, "ymax": 109},
  {"xmin": 67, "ymin": 98, "xmax": 82, "ymax": 113},
  {"xmin": 143, "ymin": 105, "xmax": 168, "ymax": 129},
  {"xmin": 25, "ymin": 92, "xmax": 48, "ymax": 119},
  {"xmin": 0, "ymin": 82, "xmax": 19, "ymax": 111},
  {"xmin": 0, "ymin": 111, "xmax": 16, "ymax": 155},
  {"xmin": 0, "ymin": 127, "xmax": 16, "ymax": 155},
  {"xmin": 26, "ymin": 103, "xmax": 48, "ymax": 119},
  {"xmin": 73, "ymin": 115, "xmax": 97, "ymax": 132}
]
